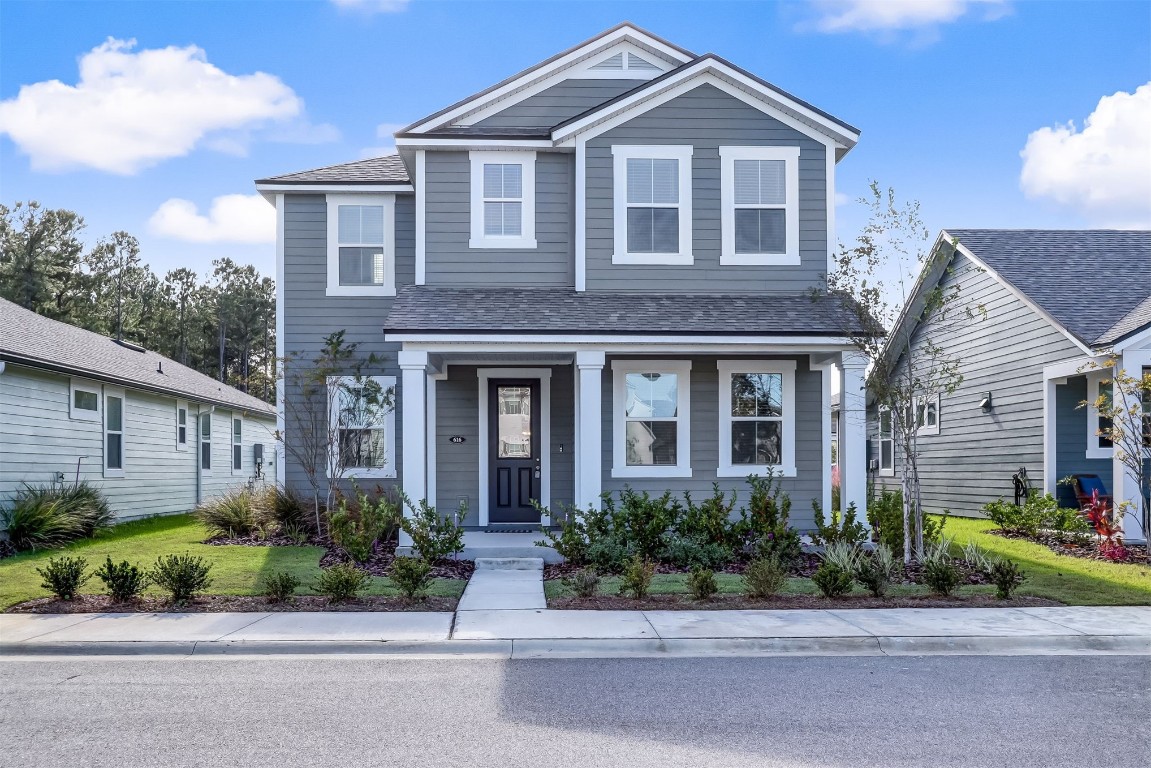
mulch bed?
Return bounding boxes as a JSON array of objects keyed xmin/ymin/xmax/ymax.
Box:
[
  {"xmin": 987, "ymin": 529, "xmax": 1151, "ymax": 565},
  {"xmin": 547, "ymin": 593, "xmax": 1061, "ymax": 611},
  {"xmin": 8, "ymin": 594, "xmax": 458, "ymax": 614}
]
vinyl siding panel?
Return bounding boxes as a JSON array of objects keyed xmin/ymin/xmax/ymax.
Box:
[{"xmin": 473, "ymin": 79, "xmax": 647, "ymax": 129}]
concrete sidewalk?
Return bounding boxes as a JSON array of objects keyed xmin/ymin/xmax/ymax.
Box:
[{"xmin": 2, "ymin": 606, "xmax": 1148, "ymax": 659}]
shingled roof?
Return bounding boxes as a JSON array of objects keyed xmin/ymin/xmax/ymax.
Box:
[
  {"xmin": 384, "ymin": 287, "xmax": 866, "ymax": 336},
  {"xmin": 948, "ymin": 229, "xmax": 1151, "ymax": 347},
  {"xmin": 255, "ymin": 154, "xmax": 409, "ymax": 185},
  {"xmin": 0, "ymin": 299, "xmax": 275, "ymax": 415}
]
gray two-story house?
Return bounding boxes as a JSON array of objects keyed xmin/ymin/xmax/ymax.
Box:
[{"xmin": 256, "ymin": 23, "xmax": 867, "ymax": 540}]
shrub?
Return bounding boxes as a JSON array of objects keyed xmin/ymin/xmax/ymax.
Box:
[
  {"xmin": 1, "ymin": 481, "xmax": 113, "ymax": 551},
  {"xmin": 821, "ymin": 541, "xmax": 864, "ymax": 575},
  {"xmin": 744, "ymin": 556, "xmax": 787, "ymax": 598},
  {"xmin": 961, "ymin": 541, "xmax": 995, "ymax": 574},
  {"xmin": 811, "ymin": 500, "xmax": 868, "ymax": 546},
  {"xmin": 868, "ymin": 488, "xmax": 948, "ymax": 555},
  {"xmin": 327, "ymin": 489, "xmax": 401, "ymax": 563},
  {"xmin": 618, "ymin": 555, "xmax": 655, "ymax": 599},
  {"xmin": 679, "ymin": 484, "xmax": 738, "ymax": 551},
  {"xmin": 922, "ymin": 558, "xmax": 961, "ymax": 596},
  {"xmin": 811, "ymin": 562, "xmax": 853, "ymax": 598},
  {"xmin": 195, "ymin": 488, "xmax": 261, "ymax": 538},
  {"xmin": 94, "ymin": 557, "xmax": 148, "ymax": 602},
  {"xmin": 562, "ymin": 568, "xmax": 601, "ymax": 598},
  {"xmin": 390, "ymin": 556, "xmax": 433, "ymax": 599},
  {"xmin": 149, "ymin": 553, "xmax": 213, "ymax": 601},
  {"xmin": 36, "ymin": 556, "xmax": 91, "ymax": 600},
  {"xmin": 587, "ymin": 536, "xmax": 631, "ymax": 574},
  {"xmin": 535, "ymin": 502, "xmax": 590, "ymax": 565},
  {"xmin": 989, "ymin": 559, "xmax": 1025, "ymax": 599},
  {"xmin": 282, "ymin": 523, "xmax": 311, "ymax": 546},
  {"xmin": 983, "ymin": 491, "xmax": 1064, "ymax": 540},
  {"xmin": 687, "ymin": 567, "xmax": 718, "ymax": 601},
  {"xmin": 608, "ymin": 488, "xmax": 680, "ymax": 561},
  {"xmin": 400, "ymin": 496, "xmax": 467, "ymax": 562},
  {"xmin": 853, "ymin": 543, "xmax": 897, "ymax": 598},
  {"xmin": 261, "ymin": 571, "xmax": 301, "ymax": 602},
  {"xmin": 315, "ymin": 563, "xmax": 370, "ymax": 601},
  {"xmin": 662, "ymin": 534, "xmax": 730, "ymax": 571},
  {"xmin": 739, "ymin": 472, "xmax": 802, "ymax": 565},
  {"xmin": 262, "ymin": 485, "xmax": 311, "ymax": 531}
]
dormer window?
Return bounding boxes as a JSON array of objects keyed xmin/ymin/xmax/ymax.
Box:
[
  {"xmin": 719, "ymin": 147, "xmax": 800, "ymax": 266},
  {"xmin": 326, "ymin": 194, "xmax": 396, "ymax": 296},
  {"xmin": 469, "ymin": 151, "xmax": 537, "ymax": 249}
]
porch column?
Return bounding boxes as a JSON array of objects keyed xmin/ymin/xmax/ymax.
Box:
[
  {"xmin": 575, "ymin": 350, "xmax": 605, "ymax": 509},
  {"xmin": 398, "ymin": 350, "xmax": 429, "ymax": 514},
  {"xmin": 839, "ymin": 352, "xmax": 869, "ymax": 529},
  {"xmin": 1114, "ymin": 351, "xmax": 1149, "ymax": 542}
]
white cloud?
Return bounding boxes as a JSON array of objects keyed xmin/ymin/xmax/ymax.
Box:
[
  {"xmin": 149, "ymin": 194, "xmax": 275, "ymax": 244},
  {"xmin": 0, "ymin": 38, "xmax": 327, "ymax": 174},
  {"xmin": 331, "ymin": 0, "xmax": 410, "ymax": 13},
  {"xmin": 1020, "ymin": 83, "xmax": 1151, "ymax": 229},
  {"xmin": 806, "ymin": 0, "xmax": 1008, "ymax": 36},
  {"xmin": 359, "ymin": 122, "xmax": 406, "ymax": 158}
]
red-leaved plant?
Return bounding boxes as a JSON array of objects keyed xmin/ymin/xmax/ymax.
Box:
[{"xmin": 1084, "ymin": 490, "xmax": 1128, "ymax": 561}]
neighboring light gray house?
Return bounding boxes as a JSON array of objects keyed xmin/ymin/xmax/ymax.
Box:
[
  {"xmin": 256, "ymin": 23, "xmax": 868, "ymax": 538},
  {"xmin": 0, "ymin": 298, "xmax": 277, "ymax": 520},
  {"xmin": 868, "ymin": 230, "xmax": 1151, "ymax": 541}
]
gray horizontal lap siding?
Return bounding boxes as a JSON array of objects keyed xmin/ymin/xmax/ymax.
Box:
[
  {"xmin": 585, "ymin": 83, "xmax": 829, "ymax": 294},
  {"xmin": 424, "ymin": 151, "xmax": 573, "ymax": 286},
  {"xmin": 870, "ymin": 252, "xmax": 1085, "ymax": 516},
  {"xmin": 473, "ymin": 79, "xmax": 647, "ymax": 128}
]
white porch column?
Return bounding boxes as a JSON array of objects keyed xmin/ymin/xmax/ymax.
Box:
[
  {"xmin": 1043, "ymin": 376, "xmax": 1060, "ymax": 496},
  {"xmin": 1114, "ymin": 351, "xmax": 1149, "ymax": 542},
  {"xmin": 839, "ymin": 352, "xmax": 869, "ymax": 528},
  {"xmin": 575, "ymin": 350, "xmax": 605, "ymax": 509},
  {"xmin": 398, "ymin": 350, "xmax": 429, "ymax": 513}
]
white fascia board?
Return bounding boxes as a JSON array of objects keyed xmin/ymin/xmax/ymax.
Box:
[
  {"xmin": 256, "ymin": 183, "xmax": 413, "ymax": 194},
  {"xmin": 405, "ymin": 27, "xmax": 693, "ymax": 134},
  {"xmin": 1042, "ymin": 355, "xmax": 1103, "ymax": 381},
  {"xmin": 394, "ymin": 137, "xmax": 557, "ymax": 150},
  {"xmin": 1112, "ymin": 322, "xmax": 1151, "ymax": 352}
]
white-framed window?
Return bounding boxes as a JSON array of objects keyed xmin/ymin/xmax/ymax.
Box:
[
  {"xmin": 469, "ymin": 151, "xmax": 537, "ymax": 249},
  {"xmin": 326, "ymin": 194, "xmax": 395, "ymax": 297},
  {"xmin": 329, "ymin": 375, "xmax": 397, "ymax": 479},
  {"xmin": 69, "ymin": 378, "xmax": 101, "ymax": 422},
  {"xmin": 611, "ymin": 145, "xmax": 694, "ymax": 265},
  {"xmin": 611, "ymin": 360, "xmax": 692, "ymax": 478},
  {"xmin": 916, "ymin": 393, "xmax": 940, "ymax": 436},
  {"xmin": 103, "ymin": 387, "xmax": 124, "ymax": 478},
  {"xmin": 200, "ymin": 411, "xmax": 213, "ymax": 475},
  {"xmin": 719, "ymin": 146, "xmax": 800, "ymax": 265},
  {"xmin": 717, "ymin": 360, "xmax": 796, "ymax": 477},
  {"xmin": 878, "ymin": 405, "xmax": 894, "ymax": 476},
  {"xmin": 1086, "ymin": 372, "xmax": 1115, "ymax": 459},
  {"xmin": 1143, "ymin": 367, "xmax": 1151, "ymax": 450},
  {"xmin": 232, "ymin": 416, "xmax": 243, "ymax": 474},
  {"xmin": 176, "ymin": 402, "xmax": 188, "ymax": 450}
]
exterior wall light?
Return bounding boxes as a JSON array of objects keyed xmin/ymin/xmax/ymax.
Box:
[{"xmin": 979, "ymin": 392, "xmax": 993, "ymax": 412}]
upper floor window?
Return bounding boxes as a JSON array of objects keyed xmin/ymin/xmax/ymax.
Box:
[
  {"xmin": 326, "ymin": 194, "xmax": 395, "ymax": 297},
  {"xmin": 719, "ymin": 146, "xmax": 800, "ymax": 266},
  {"xmin": 469, "ymin": 151, "xmax": 536, "ymax": 249},
  {"xmin": 612, "ymin": 145, "xmax": 693, "ymax": 265},
  {"xmin": 717, "ymin": 361, "xmax": 796, "ymax": 477}
]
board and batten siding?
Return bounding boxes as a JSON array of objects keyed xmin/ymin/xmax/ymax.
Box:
[
  {"xmin": 0, "ymin": 364, "xmax": 274, "ymax": 521},
  {"xmin": 871, "ymin": 251, "xmax": 1084, "ymax": 516},
  {"xmin": 584, "ymin": 83, "xmax": 829, "ymax": 294},
  {"xmin": 423, "ymin": 151, "xmax": 573, "ymax": 286},
  {"xmin": 473, "ymin": 79, "xmax": 647, "ymax": 129}
]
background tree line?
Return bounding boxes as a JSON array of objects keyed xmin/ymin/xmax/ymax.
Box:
[{"xmin": 0, "ymin": 201, "xmax": 276, "ymax": 403}]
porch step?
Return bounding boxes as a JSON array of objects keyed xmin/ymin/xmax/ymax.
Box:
[{"xmin": 475, "ymin": 557, "xmax": 544, "ymax": 570}]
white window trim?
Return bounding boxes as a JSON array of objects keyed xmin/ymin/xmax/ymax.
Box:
[
  {"xmin": 231, "ymin": 415, "xmax": 243, "ymax": 475},
  {"xmin": 916, "ymin": 393, "xmax": 941, "ymax": 436},
  {"xmin": 176, "ymin": 401, "xmax": 188, "ymax": 451},
  {"xmin": 200, "ymin": 411, "xmax": 213, "ymax": 477},
  {"xmin": 328, "ymin": 375, "xmax": 398, "ymax": 480},
  {"xmin": 717, "ymin": 360, "xmax": 796, "ymax": 478},
  {"xmin": 69, "ymin": 377, "xmax": 101, "ymax": 422},
  {"xmin": 878, "ymin": 405, "xmax": 895, "ymax": 477},
  {"xmin": 1085, "ymin": 371, "xmax": 1114, "ymax": 459},
  {"xmin": 611, "ymin": 145, "xmax": 694, "ymax": 265},
  {"xmin": 325, "ymin": 194, "xmax": 396, "ymax": 297},
  {"xmin": 719, "ymin": 146, "xmax": 800, "ymax": 266},
  {"xmin": 611, "ymin": 359, "xmax": 692, "ymax": 478},
  {"xmin": 103, "ymin": 386, "xmax": 125, "ymax": 478},
  {"xmin": 469, "ymin": 151, "xmax": 537, "ymax": 249}
]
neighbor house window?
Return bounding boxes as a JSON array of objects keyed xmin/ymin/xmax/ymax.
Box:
[
  {"xmin": 232, "ymin": 417, "xmax": 243, "ymax": 473},
  {"xmin": 104, "ymin": 388, "xmax": 124, "ymax": 477},
  {"xmin": 1086, "ymin": 373, "xmax": 1114, "ymax": 459},
  {"xmin": 329, "ymin": 375, "xmax": 397, "ymax": 479},
  {"xmin": 200, "ymin": 412, "xmax": 212, "ymax": 473},
  {"xmin": 878, "ymin": 406, "xmax": 894, "ymax": 475},
  {"xmin": 70, "ymin": 378, "xmax": 101, "ymax": 422},
  {"xmin": 469, "ymin": 151, "xmax": 536, "ymax": 249},
  {"xmin": 719, "ymin": 146, "xmax": 800, "ymax": 265},
  {"xmin": 717, "ymin": 361, "xmax": 796, "ymax": 477},
  {"xmin": 916, "ymin": 393, "xmax": 940, "ymax": 436},
  {"xmin": 326, "ymin": 195, "xmax": 395, "ymax": 296},
  {"xmin": 176, "ymin": 403, "xmax": 188, "ymax": 450},
  {"xmin": 612, "ymin": 145, "xmax": 693, "ymax": 265},
  {"xmin": 1142, "ymin": 367, "xmax": 1150, "ymax": 448},
  {"xmin": 611, "ymin": 360, "xmax": 692, "ymax": 478}
]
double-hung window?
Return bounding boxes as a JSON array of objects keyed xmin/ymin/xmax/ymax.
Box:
[
  {"xmin": 611, "ymin": 360, "xmax": 692, "ymax": 478},
  {"xmin": 326, "ymin": 195, "xmax": 395, "ymax": 296},
  {"xmin": 329, "ymin": 375, "xmax": 397, "ymax": 479},
  {"xmin": 916, "ymin": 393, "xmax": 940, "ymax": 436},
  {"xmin": 176, "ymin": 403, "xmax": 188, "ymax": 450},
  {"xmin": 469, "ymin": 151, "xmax": 536, "ymax": 249},
  {"xmin": 612, "ymin": 145, "xmax": 693, "ymax": 265},
  {"xmin": 200, "ymin": 412, "xmax": 212, "ymax": 474},
  {"xmin": 717, "ymin": 361, "xmax": 796, "ymax": 477},
  {"xmin": 232, "ymin": 417, "xmax": 243, "ymax": 473},
  {"xmin": 719, "ymin": 146, "xmax": 800, "ymax": 265},
  {"xmin": 104, "ymin": 387, "xmax": 124, "ymax": 477},
  {"xmin": 878, "ymin": 406, "xmax": 895, "ymax": 476}
]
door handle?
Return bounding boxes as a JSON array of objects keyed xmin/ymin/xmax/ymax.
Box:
[{"xmin": 534, "ymin": 464, "xmax": 541, "ymax": 479}]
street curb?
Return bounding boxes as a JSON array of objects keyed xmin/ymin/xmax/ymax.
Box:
[{"xmin": 876, "ymin": 634, "xmax": 1151, "ymax": 656}]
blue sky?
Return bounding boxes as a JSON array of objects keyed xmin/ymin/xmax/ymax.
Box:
[{"xmin": 1, "ymin": 0, "xmax": 1148, "ymax": 280}]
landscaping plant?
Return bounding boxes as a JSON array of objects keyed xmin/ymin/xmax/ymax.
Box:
[
  {"xmin": 989, "ymin": 559, "xmax": 1025, "ymax": 600},
  {"xmin": 743, "ymin": 555, "xmax": 787, "ymax": 598},
  {"xmin": 679, "ymin": 484, "xmax": 739, "ymax": 551},
  {"xmin": 811, "ymin": 500, "xmax": 868, "ymax": 546},
  {"xmin": 821, "ymin": 541, "xmax": 865, "ymax": 575},
  {"xmin": 853, "ymin": 543, "xmax": 897, "ymax": 598},
  {"xmin": 261, "ymin": 571, "xmax": 301, "ymax": 602},
  {"xmin": 36, "ymin": 556, "xmax": 91, "ymax": 600},
  {"xmin": 315, "ymin": 562, "xmax": 370, "ymax": 601},
  {"xmin": 618, "ymin": 554, "xmax": 655, "ymax": 599},
  {"xmin": 262, "ymin": 484, "xmax": 312, "ymax": 532},
  {"xmin": 327, "ymin": 488, "xmax": 400, "ymax": 563},
  {"xmin": 561, "ymin": 568, "xmax": 601, "ymax": 598},
  {"xmin": 811, "ymin": 562, "xmax": 854, "ymax": 598},
  {"xmin": 868, "ymin": 489, "xmax": 947, "ymax": 559},
  {"xmin": 739, "ymin": 472, "xmax": 802, "ymax": 565},
  {"xmin": 608, "ymin": 488, "xmax": 680, "ymax": 561},
  {"xmin": 662, "ymin": 534, "xmax": 729, "ymax": 571},
  {"xmin": 400, "ymin": 496, "xmax": 468, "ymax": 562},
  {"xmin": 921, "ymin": 540, "xmax": 961, "ymax": 596},
  {"xmin": 535, "ymin": 501, "xmax": 591, "ymax": 565},
  {"xmin": 1084, "ymin": 489, "xmax": 1129, "ymax": 561},
  {"xmin": 194, "ymin": 487, "xmax": 262, "ymax": 538},
  {"xmin": 389, "ymin": 556, "xmax": 433, "ymax": 599},
  {"xmin": 687, "ymin": 567, "xmax": 719, "ymax": 601},
  {"xmin": 94, "ymin": 556, "xmax": 148, "ymax": 602},
  {"xmin": 149, "ymin": 553, "xmax": 213, "ymax": 601},
  {"xmin": 1, "ymin": 481, "xmax": 114, "ymax": 551}
]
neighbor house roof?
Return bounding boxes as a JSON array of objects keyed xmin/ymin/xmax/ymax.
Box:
[
  {"xmin": 255, "ymin": 155, "xmax": 410, "ymax": 185},
  {"xmin": 383, "ymin": 287, "xmax": 866, "ymax": 337},
  {"xmin": 0, "ymin": 298, "xmax": 275, "ymax": 415}
]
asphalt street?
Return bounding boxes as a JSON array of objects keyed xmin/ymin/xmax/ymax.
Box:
[{"xmin": 1, "ymin": 655, "xmax": 1147, "ymax": 767}]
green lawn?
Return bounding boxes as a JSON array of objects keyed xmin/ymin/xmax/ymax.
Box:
[
  {"xmin": 0, "ymin": 514, "xmax": 465, "ymax": 609},
  {"xmin": 943, "ymin": 516, "xmax": 1151, "ymax": 606}
]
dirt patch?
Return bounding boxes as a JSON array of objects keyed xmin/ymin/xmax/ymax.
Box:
[
  {"xmin": 317, "ymin": 539, "xmax": 475, "ymax": 580},
  {"xmin": 547, "ymin": 593, "xmax": 1061, "ymax": 611},
  {"xmin": 7, "ymin": 593, "xmax": 458, "ymax": 614}
]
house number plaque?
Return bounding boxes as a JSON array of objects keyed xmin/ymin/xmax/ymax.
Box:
[{"xmin": 449, "ymin": 436, "xmax": 466, "ymax": 444}]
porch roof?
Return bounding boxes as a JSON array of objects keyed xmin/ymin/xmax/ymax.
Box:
[{"xmin": 384, "ymin": 287, "xmax": 866, "ymax": 336}]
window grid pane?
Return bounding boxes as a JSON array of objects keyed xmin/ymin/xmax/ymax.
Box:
[
  {"xmin": 339, "ymin": 247, "xmax": 384, "ymax": 286},
  {"xmin": 734, "ymin": 209, "xmax": 786, "ymax": 254},
  {"xmin": 337, "ymin": 205, "xmax": 384, "ymax": 245},
  {"xmin": 484, "ymin": 201, "xmax": 523, "ymax": 237},
  {"xmin": 731, "ymin": 373, "xmax": 782, "ymax": 418},
  {"xmin": 730, "ymin": 421, "xmax": 782, "ymax": 466},
  {"xmin": 74, "ymin": 390, "xmax": 98, "ymax": 411},
  {"xmin": 734, "ymin": 159, "xmax": 785, "ymax": 205},
  {"xmin": 106, "ymin": 396, "xmax": 123, "ymax": 432},
  {"xmin": 483, "ymin": 164, "xmax": 522, "ymax": 199}
]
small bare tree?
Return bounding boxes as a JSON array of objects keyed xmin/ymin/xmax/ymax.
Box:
[
  {"xmin": 278, "ymin": 331, "xmax": 393, "ymax": 532},
  {"xmin": 825, "ymin": 183, "xmax": 984, "ymax": 563}
]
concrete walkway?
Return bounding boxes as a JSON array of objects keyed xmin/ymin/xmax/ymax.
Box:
[{"xmin": 455, "ymin": 558, "xmax": 546, "ymax": 611}]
